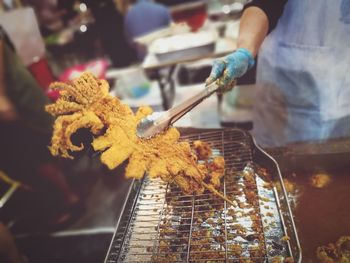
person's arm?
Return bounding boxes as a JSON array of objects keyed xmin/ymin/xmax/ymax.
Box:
[
  {"xmin": 237, "ymin": 6, "xmax": 269, "ymax": 57},
  {"xmin": 207, "ymin": 1, "xmax": 287, "ymax": 90},
  {"xmin": 0, "ymin": 222, "xmax": 24, "ymax": 263},
  {"xmin": 206, "ymin": 6, "xmax": 268, "ymax": 89},
  {"xmin": 0, "ymin": 39, "xmax": 18, "ymax": 122},
  {"xmin": 0, "ymin": 39, "xmax": 6, "ymax": 97}
]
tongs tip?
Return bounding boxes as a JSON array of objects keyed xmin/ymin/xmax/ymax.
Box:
[{"xmin": 136, "ymin": 111, "xmax": 168, "ymax": 139}]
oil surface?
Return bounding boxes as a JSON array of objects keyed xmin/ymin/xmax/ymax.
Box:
[{"xmin": 286, "ymin": 171, "xmax": 350, "ymax": 262}]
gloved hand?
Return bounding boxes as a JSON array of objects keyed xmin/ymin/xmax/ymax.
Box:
[{"xmin": 206, "ymin": 48, "xmax": 255, "ymax": 92}]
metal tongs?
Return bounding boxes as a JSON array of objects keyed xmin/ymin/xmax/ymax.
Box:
[{"xmin": 137, "ymin": 82, "xmax": 219, "ymax": 139}]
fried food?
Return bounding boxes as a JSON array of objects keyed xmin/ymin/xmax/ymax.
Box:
[
  {"xmin": 208, "ymin": 156, "xmax": 225, "ymax": 188},
  {"xmin": 45, "ymin": 72, "xmax": 228, "ymax": 198},
  {"xmin": 310, "ymin": 173, "xmax": 332, "ymax": 188},
  {"xmin": 273, "ymin": 178, "xmax": 296, "ymax": 193},
  {"xmin": 317, "ymin": 236, "xmax": 350, "ymax": 262},
  {"xmin": 193, "ymin": 140, "xmax": 212, "ymax": 160}
]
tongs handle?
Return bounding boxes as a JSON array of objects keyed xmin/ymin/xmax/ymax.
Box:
[{"xmin": 165, "ymin": 82, "xmax": 219, "ymax": 125}]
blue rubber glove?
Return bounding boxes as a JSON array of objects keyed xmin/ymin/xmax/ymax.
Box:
[{"xmin": 206, "ymin": 48, "xmax": 255, "ymax": 91}]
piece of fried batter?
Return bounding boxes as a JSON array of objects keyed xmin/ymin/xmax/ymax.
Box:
[
  {"xmin": 45, "ymin": 72, "xmax": 228, "ymax": 198},
  {"xmin": 208, "ymin": 156, "xmax": 225, "ymax": 188},
  {"xmin": 310, "ymin": 173, "xmax": 332, "ymax": 188},
  {"xmin": 193, "ymin": 140, "xmax": 212, "ymax": 160},
  {"xmin": 316, "ymin": 236, "xmax": 350, "ymax": 262}
]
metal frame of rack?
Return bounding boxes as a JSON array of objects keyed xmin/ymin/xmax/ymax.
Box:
[{"xmin": 105, "ymin": 129, "xmax": 302, "ymax": 262}]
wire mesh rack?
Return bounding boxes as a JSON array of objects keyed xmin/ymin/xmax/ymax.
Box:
[{"xmin": 105, "ymin": 129, "xmax": 301, "ymax": 263}]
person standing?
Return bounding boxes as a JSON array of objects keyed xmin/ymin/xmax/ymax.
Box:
[
  {"xmin": 85, "ymin": 0, "xmax": 136, "ymax": 67},
  {"xmin": 0, "ymin": 26, "xmax": 80, "ymax": 225},
  {"xmin": 207, "ymin": 0, "xmax": 350, "ymax": 147},
  {"xmin": 124, "ymin": 0, "xmax": 172, "ymax": 60}
]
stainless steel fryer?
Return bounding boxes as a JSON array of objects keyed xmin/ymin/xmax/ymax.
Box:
[{"xmin": 105, "ymin": 129, "xmax": 302, "ymax": 262}]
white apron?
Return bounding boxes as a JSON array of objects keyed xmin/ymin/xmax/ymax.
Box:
[{"xmin": 252, "ymin": 0, "xmax": 350, "ymax": 147}]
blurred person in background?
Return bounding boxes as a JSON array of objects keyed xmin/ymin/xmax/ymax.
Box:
[
  {"xmin": 124, "ymin": 0, "xmax": 172, "ymax": 60},
  {"xmin": 0, "ymin": 26, "xmax": 80, "ymax": 225},
  {"xmin": 156, "ymin": 0, "xmax": 198, "ymax": 6},
  {"xmin": 207, "ymin": 0, "xmax": 350, "ymax": 147},
  {"xmin": 85, "ymin": 0, "xmax": 136, "ymax": 67},
  {"xmin": 28, "ymin": 0, "xmax": 79, "ymax": 37},
  {"xmin": 0, "ymin": 222, "xmax": 24, "ymax": 263},
  {"xmin": 27, "ymin": 0, "xmax": 67, "ymax": 37}
]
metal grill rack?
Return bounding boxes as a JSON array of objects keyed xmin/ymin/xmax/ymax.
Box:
[{"xmin": 105, "ymin": 129, "xmax": 301, "ymax": 263}]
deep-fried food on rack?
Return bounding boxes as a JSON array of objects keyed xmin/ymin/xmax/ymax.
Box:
[
  {"xmin": 273, "ymin": 178, "xmax": 296, "ymax": 193},
  {"xmin": 45, "ymin": 72, "xmax": 230, "ymax": 201},
  {"xmin": 207, "ymin": 156, "xmax": 225, "ymax": 188},
  {"xmin": 193, "ymin": 140, "xmax": 212, "ymax": 160}
]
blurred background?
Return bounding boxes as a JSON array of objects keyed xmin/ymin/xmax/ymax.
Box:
[{"xmin": 0, "ymin": 0, "xmax": 256, "ymax": 262}]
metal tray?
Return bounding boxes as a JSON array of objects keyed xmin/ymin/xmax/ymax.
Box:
[
  {"xmin": 155, "ymin": 42, "xmax": 215, "ymax": 63},
  {"xmin": 105, "ymin": 129, "xmax": 301, "ymax": 262}
]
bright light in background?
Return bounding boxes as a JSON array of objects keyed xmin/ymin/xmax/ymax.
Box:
[
  {"xmin": 33, "ymin": 56, "xmax": 40, "ymax": 63},
  {"xmin": 231, "ymin": 2, "xmax": 243, "ymax": 12},
  {"xmin": 79, "ymin": 3, "xmax": 87, "ymax": 12},
  {"xmin": 222, "ymin": 5, "xmax": 231, "ymax": 14},
  {"xmin": 80, "ymin": 24, "xmax": 87, "ymax": 32}
]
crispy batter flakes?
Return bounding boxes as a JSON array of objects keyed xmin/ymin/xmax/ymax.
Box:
[
  {"xmin": 317, "ymin": 236, "xmax": 350, "ymax": 262},
  {"xmin": 45, "ymin": 72, "xmax": 226, "ymax": 195},
  {"xmin": 310, "ymin": 173, "xmax": 332, "ymax": 188}
]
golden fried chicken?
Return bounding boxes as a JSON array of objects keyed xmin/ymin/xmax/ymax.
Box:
[
  {"xmin": 209, "ymin": 156, "xmax": 225, "ymax": 170},
  {"xmin": 193, "ymin": 140, "xmax": 212, "ymax": 160},
  {"xmin": 45, "ymin": 72, "xmax": 230, "ymax": 200},
  {"xmin": 208, "ymin": 156, "xmax": 225, "ymax": 188},
  {"xmin": 191, "ymin": 142, "xmax": 225, "ymax": 188}
]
